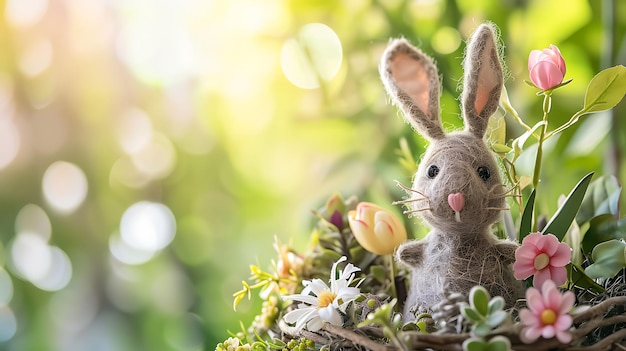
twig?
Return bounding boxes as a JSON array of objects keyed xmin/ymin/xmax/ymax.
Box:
[
  {"xmin": 323, "ymin": 323, "xmax": 394, "ymax": 351},
  {"xmin": 573, "ymin": 296, "xmax": 626, "ymax": 323},
  {"xmin": 568, "ymin": 328, "xmax": 626, "ymax": 351}
]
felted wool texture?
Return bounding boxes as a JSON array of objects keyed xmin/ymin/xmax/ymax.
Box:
[
  {"xmin": 396, "ymin": 131, "xmax": 524, "ymax": 321},
  {"xmin": 379, "ymin": 23, "xmax": 523, "ymax": 321},
  {"xmin": 461, "ymin": 23, "xmax": 503, "ymax": 137},
  {"xmin": 379, "ymin": 38, "xmax": 445, "ymax": 141}
]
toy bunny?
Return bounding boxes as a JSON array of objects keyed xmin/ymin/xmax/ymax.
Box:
[{"xmin": 379, "ymin": 23, "xmax": 524, "ymax": 321}]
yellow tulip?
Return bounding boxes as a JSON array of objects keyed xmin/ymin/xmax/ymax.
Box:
[{"xmin": 347, "ymin": 202, "xmax": 407, "ymax": 255}]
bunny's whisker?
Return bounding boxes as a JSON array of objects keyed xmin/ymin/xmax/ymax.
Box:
[
  {"xmin": 488, "ymin": 183, "xmax": 519, "ymax": 199},
  {"xmin": 484, "ymin": 207, "xmax": 510, "ymax": 211},
  {"xmin": 392, "ymin": 197, "xmax": 428, "ymax": 205},
  {"xmin": 394, "ymin": 180, "xmax": 428, "ymax": 198},
  {"xmin": 403, "ymin": 207, "xmax": 432, "ymax": 215}
]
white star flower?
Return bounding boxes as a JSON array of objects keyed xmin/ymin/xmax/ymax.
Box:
[{"xmin": 282, "ymin": 256, "xmax": 361, "ymax": 332}]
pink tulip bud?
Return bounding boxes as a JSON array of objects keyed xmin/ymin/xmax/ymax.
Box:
[
  {"xmin": 347, "ymin": 202, "xmax": 407, "ymax": 255},
  {"xmin": 528, "ymin": 44, "xmax": 566, "ymax": 90}
]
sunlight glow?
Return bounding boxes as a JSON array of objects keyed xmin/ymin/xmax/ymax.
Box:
[
  {"xmin": 42, "ymin": 161, "xmax": 88, "ymax": 213},
  {"xmin": 116, "ymin": 108, "xmax": 153, "ymax": 154},
  {"xmin": 109, "ymin": 232, "xmax": 155, "ymax": 265},
  {"xmin": 0, "ymin": 118, "xmax": 20, "ymax": 170},
  {"xmin": 15, "ymin": 204, "xmax": 52, "ymax": 241},
  {"xmin": 18, "ymin": 38, "xmax": 53, "ymax": 77},
  {"xmin": 5, "ymin": 0, "xmax": 48, "ymax": 28},
  {"xmin": 120, "ymin": 202, "xmax": 176, "ymax": 252},
  {"xmin": 280, "ymin": 23, "xmax": 343, "ymax": 89},
  {"xmin": 0, "ymin": 306, "xmax": 16, "ymax": 342},
  {"xmin": 0, "ymin": 268, "xmax": 13, "ymax": 307}
]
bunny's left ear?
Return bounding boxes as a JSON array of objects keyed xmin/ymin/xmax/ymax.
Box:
[{"xmin": 461, "ymin": 23, "xmax": 503, "ymax": 138}]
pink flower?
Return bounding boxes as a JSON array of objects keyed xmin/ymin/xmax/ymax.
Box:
[
  {"xmin": 519, "ymin": 280, "xmax": 575, "ymax": 344},
  {"xmin": 513, "ymin": 232, "xmax": 571, "ymax": 288},
  {"xmin": 347, "ymin": 202, "xmax": 407, "ymax": 255},
  {"xmin": 528, "ymin": 45, "xmax": 566, "ymax": 90}
]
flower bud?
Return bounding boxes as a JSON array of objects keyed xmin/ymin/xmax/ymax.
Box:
[
  {"xmin": 528, "ymin": 44, "xmax": 566, "ymax": 90},
  {"xmin": 347, "ymin": 202, "xmax": 407, "ymax": 255}
]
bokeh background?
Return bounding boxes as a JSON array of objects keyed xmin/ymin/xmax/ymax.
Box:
[{"xmin": 0, "ymin": 0, "xmax": 624, "ymax": 350}]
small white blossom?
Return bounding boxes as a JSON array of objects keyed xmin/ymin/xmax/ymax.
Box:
[{"xmin": 282, "ymin": 256, "xmax": 361, "ymax": 331}]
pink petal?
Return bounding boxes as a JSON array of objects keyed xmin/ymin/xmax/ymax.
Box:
[
  {"xmin": 521, "ymin": 326, "xmax": 542, "ymax": 343},
  {"xmin": 558, "ymin": 291, "xmax": 576, "ymax": 314},
  {"xmin": 536, "ymin": 234, "xmax": 559, "ymax": 256},
  {"xmin": 549, "ymin": 243, "xmax": 572, "ymax": 266},
  {"xmin": 545, "ymin": 284, "xmax": 562, "ymax": 310},
  {"xmin": 528, "ymin": 50, "xmax": 543, "ymax": 72},
  {"xmin": 548, "ymin": 44, "xmax": 566, "ymax": 75},
  {"xmin": 549, "ymin": 266, "xmax": 568, "ymax": 286},
  {"xmin": 556, "ymin": 330, "xmax": 573, "ymax": 344},
  {"xmin": 526, "ymin": 287, "xmax": 545, "ymax": 313},
  {"xmin": 516, "ymin": 245, "xmax": 540, "ymax": 260},
  {"xmin": 519, "ymin": 309, "xmax": 540, "ymax": 326},
  {"xmin": 542, "ymin": 325, "xmax": 556, "ymax": 339},
  {"xmin": 533, "ymin": 268, "xmax": 552, "ymax": 288},
  {"xmin": 541, "ymin": 279, "xmax": 557, "ymax": 296},
  {"xmin": 522, "ymin": 232, "xmax": 544, "ymax": 247},
  {"xmin": 514, "ymin": 263, "xmax": 536, "ymax": 280},
  {"xmin": 530, "ymin": 61, "xmax": 564, "ymax": 90},
  {"xmin": 555, "ymin": 314, "xmax": 573, "ymax": 331}
]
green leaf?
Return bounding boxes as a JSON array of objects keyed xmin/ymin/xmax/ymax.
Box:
[
  {"xmin": 469, "ymin": 286, "xmax": 490, "ymax": 316},
  {"xmin": 581, "ymin": 215, "xmax": 626, "ymax": 254},
  {"xmin": 511, "ymin": 121, "xmax": 546, "ymax": 159},
  {"xmin": 461, "ymin": 305, "xmax": 482, "ymax": 322},
  {"xmin": 585, "ymin": 240, "xmax": 626, "ymax": 279},
  {"xmin": 492, "ymin": 143, "xmax": 512, "ymax": 153},
  {"xmin": 486, "ymin": 110, "xmax": 506, "ymax": 147},
  {"xmin": 369, "ymin": 265, "xmax": 387, "ymax": 284},
  {"xmin": 576, "ymin": 175, "xmax": 621, "ymax": 224},
  {"xmin": 487, "ymin": 296, "xmax": 504, "ymax": 314},
  {"xmin": 487, "ymin": 336, "xmax": 512, "ymax": 351},
  {"xmin": 463, "ymin": 338, "xmax": 485, "ymax": 351},
  {"xmin": 473, "ymin": 322, "xmax": 492, "ymax": 337},
  {"xmin": 541, "ymin": 173, "xmax": 594, "ymax": 241},
  {"xmin": 486, "ymin": 310, "xmax": 507, "ymax": 327},
  {"xmin": 519, "ymin": 190, "xmax": 536, "ymax": 241},
  {"xmin": 568, "ymin": 263, "xmax": 605, "ymax": 293},
  {"xmin": 583, "ymin": 65, "xmax": 626, "ymax": 113}
]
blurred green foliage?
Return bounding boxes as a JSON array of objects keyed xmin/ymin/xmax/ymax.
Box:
[{"xmin": 0, "ymin": 0, "xmax": 624, "ymax": 350}]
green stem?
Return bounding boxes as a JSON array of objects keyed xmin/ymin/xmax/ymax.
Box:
[
  {"xmin": 544, "ymin": 109, "xmax": 588, "ymax": 139},
  {"xmin": 388, "ymin": 254, "xmax": 397, "ymax": 304},
  {"xmin": 532, "ymin": 92, "xmax": 552, "ymax": 189}
]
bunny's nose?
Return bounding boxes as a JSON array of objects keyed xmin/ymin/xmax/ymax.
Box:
[{"xmin": 448, "ymin": 193, "xmax": 465, "ymax": 212}]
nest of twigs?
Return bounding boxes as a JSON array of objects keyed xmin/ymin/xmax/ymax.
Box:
[{"xmin": 279, "ymin": 296, "xmax": 626, "ymax": 351}]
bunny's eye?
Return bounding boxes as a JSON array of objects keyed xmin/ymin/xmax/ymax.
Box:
[
  {"xmin": 477, "ymin": 166, "xmax": 491, "ymax": 181},
  {"xmin": 427, "ymin": 165, "xmax": 439, "ymax": 179}
]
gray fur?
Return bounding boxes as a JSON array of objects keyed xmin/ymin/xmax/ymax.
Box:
[{"xmin": 380, "ymin": 23, "xmax": 523, "ymax": 321}]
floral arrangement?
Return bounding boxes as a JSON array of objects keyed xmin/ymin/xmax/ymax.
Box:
[{"xmin": 217, "ymin": 32, "xmax": 626, "ymax": 351}]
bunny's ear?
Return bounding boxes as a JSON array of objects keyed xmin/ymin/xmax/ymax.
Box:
[
  {"xmin": 380, "ymin": 39, "xmax": 445, "ymax": 140},
  {"xmin": 461, "ymin": 23, "xmax": 503, "ymax": 138}
]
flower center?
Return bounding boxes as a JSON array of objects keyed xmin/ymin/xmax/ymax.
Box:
[
  {"xmin": 540, "ymin": 309, "xmax": 557, "ymax": 325},
  {"xmin": 534, "ymin": 253, "xmax": 550, "ymax": 270},
  {"xmin": 317, "ymin": 291, "xmax": 337, "ymax": 308}
]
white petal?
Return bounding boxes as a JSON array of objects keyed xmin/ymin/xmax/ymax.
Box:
[
  {"xmin": 308, "ymin": 279, "xmax": 330, "ymax": 296},
  {"xmin": 283, "ymin": 294, "xmax": 318, "ymax": 306},
  {"xmin": 330, "ymin": 256, "xmax": 347, "ymax": 291},
  {"xmin": 283, "ymin": 307, "xmax": 316, "ymax": 324},
  {"xmin": 295, "ymin": 309, "xmax": 319, "ymax": 331},
  {"xmin": 336, "ymin": 287, "xmax": 360, "ymax": 301},
  {"xmin": 306, "ymin": 316, "xmax": 324, "ymax": 332},
  {"xmin": 318, "ymin": 305, "xmax": 342, "ymax": 326}
]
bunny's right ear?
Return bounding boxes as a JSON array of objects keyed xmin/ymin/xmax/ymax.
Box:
[{"xmin": 380, "ymin": 39, "xmax": 445, "ymax": 140}]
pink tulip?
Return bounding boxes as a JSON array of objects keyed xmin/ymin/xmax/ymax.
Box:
[
  {"xmin": 519, "ymin": 280, "xmax": 575, "ymax": 344},
  {"xmin": 347, "ymin": 202, "xmax": 407, "ymax": 255},
  {"xmin": 513, "ymin": 232, "xmax": 571, "ymax": 288},
  {"xmin": 528, "ymin": 45, "xmax": 566, "ymax": 90}
]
